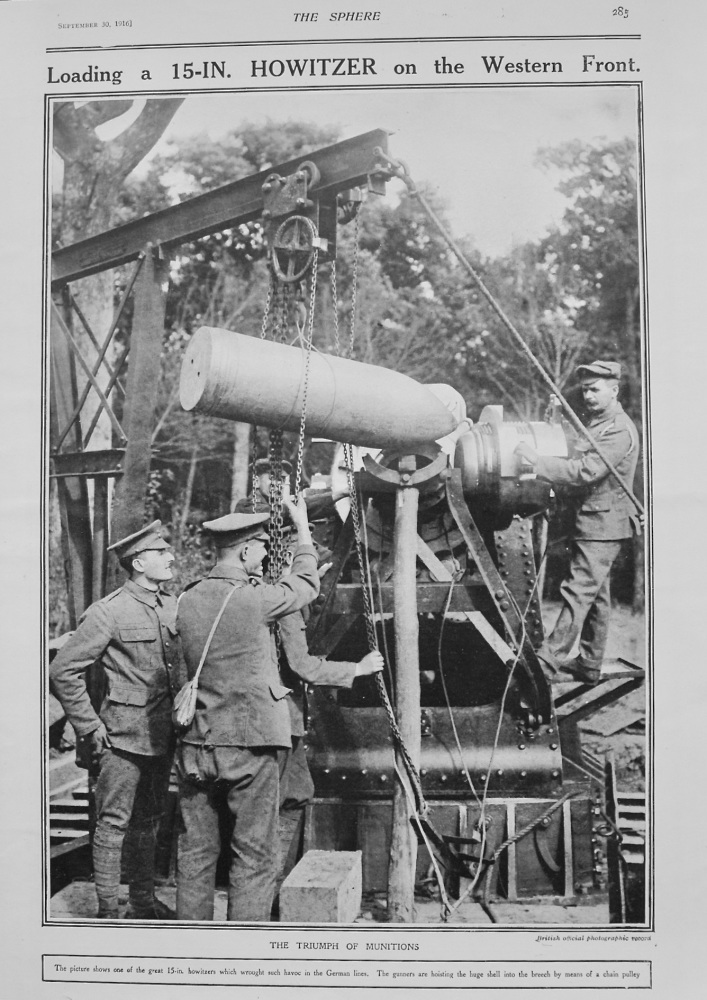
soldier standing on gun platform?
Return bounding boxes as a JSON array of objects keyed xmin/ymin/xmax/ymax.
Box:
[
  {"xmin": 514, "ymin": 360, "xmax": 640, "ymax": 685},
  {"xmin": 50, "ymin": 521, "xmax": 180, "ymax": 919}
]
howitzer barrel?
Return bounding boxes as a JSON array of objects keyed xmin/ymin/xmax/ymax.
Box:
[{"xmin": 180, "ymin": 327, "xmax": 456, "ymax": 449}]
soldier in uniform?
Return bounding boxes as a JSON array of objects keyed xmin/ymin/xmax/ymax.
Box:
[
  {"xmin": 234, "ymin": 456, "xmax": 345, "ymax": 523},
  {"xmin": 49, "ymin": 521, "xmax": 180, "ymax": 919},
  {"xmin": 175, "ymin": 497, "xmax": 320, "ymax": 922},
  {"xmin": 276, "ymin": 572, "xmax": 384, "ymax": 893},
  {"xmin": 515, "ymin": 360, "xmax": 640, "ymax": 685}
]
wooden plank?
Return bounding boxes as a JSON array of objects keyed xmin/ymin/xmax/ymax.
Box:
[
  {"xmin": 52, "ymin": 130, "xmax": 390, "ymax": 286},
  {"xmin": 92, "ymin": 476, "xmax": 109, "ymax": 602},
  {"xmin": 51, "ymin": 448, "xmax": 125, "ymax": 478},
  {"xmin": 328, "ymin": 580, "xmax": 484, "ymax": 615},
  {"xmin": 461, "ymin": 611, "xmax": 516, "ymax": 666},
  {"xmin": 50, "ymin": 834, "xmax": 90, "ymax": 859},
  {"xmin": 416, "ymin": 535, "xmax": 453, "ymax": 582}
]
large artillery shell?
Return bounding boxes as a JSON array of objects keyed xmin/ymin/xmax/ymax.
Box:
[{"xmin": 180, "ymin": 326, "xmax": 456, "ymax": 450}]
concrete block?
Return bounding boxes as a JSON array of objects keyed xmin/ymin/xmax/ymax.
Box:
[{"xmin": 279, "ymin": 850, "xmax": 362, "ymax": 923}]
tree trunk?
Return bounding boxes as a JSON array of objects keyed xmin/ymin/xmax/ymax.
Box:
[
  {"xmin": 230, "ymin": 422, "xmax": 252, "ymax": 511},
  {"xmin": 176, "ymin": 442, "xmax": 200, "ymax": 553},
  {"xmin": 54, "ymin": 101, "xmax": 182, "ymax": 456}
]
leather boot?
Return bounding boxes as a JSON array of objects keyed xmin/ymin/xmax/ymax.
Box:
[
  {"xmin": 124, "ymin": 896, "xmax": 176, "ymax": 920},
  {"xmin": 559, "ymin": 657, "xmax": 602, "ymax": 686}
]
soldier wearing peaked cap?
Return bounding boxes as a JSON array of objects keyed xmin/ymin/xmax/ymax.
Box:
[
  {"xmin": 515, "ymin": 360, "xmax": 640, "ymax": 685},
  {"xmin": 234, "ymin": 455, "xmax": 345, "ymax": 522},
  {"xmin": 49, "ymin": 521, "xmax": 181, "ymax": 920},
  {"xmin": 175, "ymin": 497, "xmax": 321, "ymax": 922}
]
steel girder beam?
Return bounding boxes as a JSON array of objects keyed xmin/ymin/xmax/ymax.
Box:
[{"xmin": 52, "ymin": 129, "xmax": 390, "ymax": 287}]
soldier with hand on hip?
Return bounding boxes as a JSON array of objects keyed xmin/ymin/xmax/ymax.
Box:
[{"xmin": 50, "ymin": 521, "xmax": 180, "ymax": 919}]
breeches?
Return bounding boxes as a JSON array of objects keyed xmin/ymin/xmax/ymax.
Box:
[
  {"xmin": 176, "ymin": 744, "xmax": 280, "ymax": 921},
  {"xmin": 94, "ymin": 746, "xmax": 172, "ymax": 835},
  {"xmin": 276, "ymin": 736, "xmax": 315, "ymax": 887},
  {"xmin": 549, "ymin": 538, "xmax": 623, "ymax": 670},
  {"xmin": 92, "ymin": 747, "xmax": 172, "ymax": 910}
]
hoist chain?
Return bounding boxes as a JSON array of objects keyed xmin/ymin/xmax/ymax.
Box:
[
  {"xmin": 260, "ymin": 273, "xmax": 275, "ymax": 340},
  {"xmin": 293, "ymin": 251, "xmax": 319, "ymax": 497},
  {"xmin": 267, "ymin": 429, "xmax": 286, "ymax": 584},
  {"xmin": 251, "ymin": 274, "xmax": 277, "ymax": 510},
  {"xmin": 331, "ymin": 261, "xmax": 340, "ymax": 358},
  {"xmin": 347, "ymin": 209, "xmax": 360, "ymax": 359},
  {"xmin": 274, "ymin": 279, "xmax": 292, "ymax": 344},
  {"xmin": 263, "ymin": 280, "xmax": 294, "ymax": 567}
]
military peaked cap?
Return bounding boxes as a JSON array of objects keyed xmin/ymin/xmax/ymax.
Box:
[
  {"xmin": 576, "ymin": 360, "xmax": 621, "ymax": 381},
  {"xmin": 202, "ymin": 511, "xmax": 270, "ymax": 546},
  {"xmin": 254, "ymin": 457, "xmax": 293, "ymax": 476},
  {"xmin": 107, "ymin": 520, "xmax": 170, "ymax": 559}
]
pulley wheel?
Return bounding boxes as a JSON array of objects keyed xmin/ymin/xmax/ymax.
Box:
[{"xmin": 271, "ymin": 214, "xmax": 318, "ymax": 283}]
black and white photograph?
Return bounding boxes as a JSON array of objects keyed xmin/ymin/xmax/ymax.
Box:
[
  {"xmin": 46, "ymin": 85, "xmax": 649, "ymax": 928},
  {"xmin": 5, "ymin": 0, "xmax": 706, "ymax": 994}
]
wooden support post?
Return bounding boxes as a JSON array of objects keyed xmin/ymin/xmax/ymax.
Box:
[
  {"xmin": 388, "ymin": 465, "xmax": 421, "ymax": 922},
  {"xmin": 109, "ymin": 246, "xmax": 167, "ymax": 545},
  {"xmin": 49, "ymin": 291, "xmax": 93, "ymax": 626},
  {"xmin": 91, "ymin": 477, "xmax": 109, "ymax": 602}
]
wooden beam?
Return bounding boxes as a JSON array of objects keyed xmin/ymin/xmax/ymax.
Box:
[
  {"xmin": 91, "ymin": 477, "xmax": 109, "ymax": 603},
  {"xmin": 52, "ymin": 130, "xmax": 390, "ymax": 287},
  {"xmin": 388, "ymin": 478, "xmax": 421, "ymax": 922},
  {"xmin": 327, "ymin": 579, "xmax": 484, "ymax": 615}
]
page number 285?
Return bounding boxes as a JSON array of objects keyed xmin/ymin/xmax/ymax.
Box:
[{"xmin": 613, "ymin": 6, "xmax": 629, "ymax": 16}]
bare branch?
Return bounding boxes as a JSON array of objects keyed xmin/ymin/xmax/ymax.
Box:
[{"xmin": 109, "ymin": 98, "xmax": 184, "ymax": 178}]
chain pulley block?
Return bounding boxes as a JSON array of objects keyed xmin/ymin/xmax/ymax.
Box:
[
  {"xmin": 336, "ymin": 187, "xmax": 365, "ymax": 224},
  {"xmin": 261, "ymin": 160, "xmax": 319, "ymax": 218},
  {"xmin": 262, "ymin": 158, "xmax": 337, "ymax": 268},
  {"xmin": 270, "ymin": 214, "xmax": 323, "ymax": 284}
]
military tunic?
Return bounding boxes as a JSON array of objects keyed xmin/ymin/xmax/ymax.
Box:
[
  {"xmin": 175, "ymin": 544, "xmax": 320, "ymax": 922},
  {"xmin": 535, "ymin": 400, "xmax": 639, "ymax": 541},
  {"xmin": 49, "ymin": 580, "xmax": 180, "ymax": 915},
  {"xmin": 49, "ymin": 579, "xmax": 180, "ymax": 755},
  {"xmin": 534, "ymin": 401, "xmax": 640, "ymax": 673},
  {"xmin": 275, "ymin": 611, "xmax": 357, "ymax": 888}
]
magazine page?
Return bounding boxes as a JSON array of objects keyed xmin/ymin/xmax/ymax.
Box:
[{"xmin": 0, "ymin": 0, "xmax": 701, "ymax": 996}]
